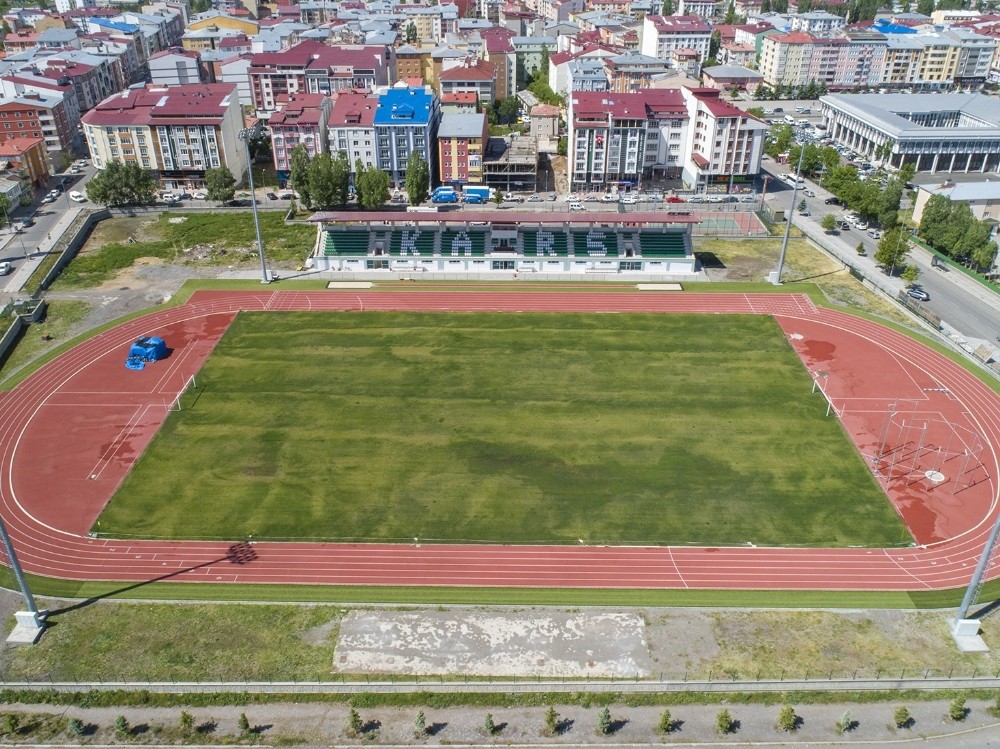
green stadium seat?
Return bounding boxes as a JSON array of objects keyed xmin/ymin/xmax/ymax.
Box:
[
  {"xmin": 324, "ymin": 229, "xmax": 371, "ymax": 256},
  {"xmin": 639, "ymin": 232, "xmax": 688, "ymax": 258},
  {"xmin": 572, "ymin": 230, "xmax": 618, "ymax": 257},
  {"xmin": 390, "ymin": 229, "xmax": 435, "ymax": 256},
  {"xmin": 441, "ymin": 229, "xmax": 488, "ymax": 257}
]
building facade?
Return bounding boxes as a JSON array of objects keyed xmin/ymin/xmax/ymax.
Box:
[
  {"xmin": 373, "ymin": 84, "xmax": 440, "ymax": 187},
  {"xmin": 437, "ymin": 111, "xmax": 488, "ymax": 185}
]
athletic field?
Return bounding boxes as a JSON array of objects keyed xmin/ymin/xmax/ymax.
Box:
[{"xmin": 98, "ymin": 311, "xmax": 909, "ymax": 547}]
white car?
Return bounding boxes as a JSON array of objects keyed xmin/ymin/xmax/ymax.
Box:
[
  {"xmin": 803, "ymin": 189, "xmax": 816, "ymax": 197},
  {"xmin": 564, "ymin": 194, "xmax": 580, "ymax": 202},
  {"xmin": 0, "ymin": 261, "xmax": 11, "ymax": 276},
  {"xmin": 69, "ymin": 191, "xmax": 86, "ymax": 203},
  {"xmin": 601, "ymin": 194, "xmax": 617, "ymax": 202},
  {"xmin": 41, "ymin": 194, "xmax": 56, "ymax": 204},
  {"xmin": 621, "ymin": 195, "xmax": 638, "ymax": 204},
  {"xmin": 568, "ymin": 202, "xmax": 585, "ymax": 211},
  {"xmin": 193, "ymin": 191, "xmax": 207, "ymax": 200}
]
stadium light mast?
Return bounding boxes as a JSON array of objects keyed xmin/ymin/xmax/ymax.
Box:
[
  {"xmin": 238, "ymin": 121, "xmax": 270, "ymax": 284},
  {"xmin": 953, "ymin": 508, "xmax": 1000, "ymax": 649},
  {"xmin": 0, "ymin": 516, "xmax": 44, "ymax": 643},
  {"xmin": 772, "ymin": 146, "xmax": 806, "ymax": 285}
]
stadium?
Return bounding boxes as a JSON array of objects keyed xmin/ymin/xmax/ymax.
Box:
[
  {"xmin": 0, "ymin": 284, "xmax": 998, "ymax": 601},
  {"xmin": 309, "ymin": 210, "xmax": 709, "ymax": 276}
]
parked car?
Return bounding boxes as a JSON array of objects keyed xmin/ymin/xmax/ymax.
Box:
[
  {"xmin": 621, "ymin": 195, "xmax": 637, "ymax": 204},
  {"xmin": 528, "ymin": 194, "xmax": 542, "ymax": 202},
  {"xmin": 740, "ymin": 194, "xmax": 757, "ymax": 203},
  {"xmin": 266, "ymin": 191, "xmax": 278, "ymax": 200},
  {"xmin": 41, "ymin": 194, "xmax": 56, "ymax": 204},
  {"xmin": 601, "ymin": 194, "xmax": 617, "ymax": 202},
  {"xmin": 0, "ymin": 261, "xmax": 11, "ymax": 276},
  {"xmin": 69, "ymin": 166, "xmax": 81, "ymax": 174},
  {"xmin": 824, "ymin": 196, "xmax": 842, "ymax": 205},
  {"xmin": 69, "ymin": 191, "xmax": 86, "ymax": 203},
  {"xmin": 584, "ymin": 195, "xmax": 599, "ymax": 202},
  {"xmin": 193, "ymin": 191, "xmax": 207, "ymax": 200},
  {"xmin": 666, "ymin": 196, "xmax": 685, "ymax": 204},
  {"xmin": 907, "ymin": 287, "xmax": 930, "ymax": 301},
  {"xmin": 568, "ymin": 202, "xmax": 585, "ymax": 211},
  {"xmin": 564, "ymin": 194, "xmax": 580, "ymax": 202},
  {"xmin": 803, "ymin": 188, "xmax": 816, "ymax": 197},
  {"xmin": 687, "ymin": 195, "xmax": 706, "ymax": 203},
  {"xmin": 548, "ymin": 193, "xmax": 557, "ymax": 201}
]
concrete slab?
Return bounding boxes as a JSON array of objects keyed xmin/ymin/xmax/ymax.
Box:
[
  {"xmin": 326, "ymin": 282, "xmax": 373, "ymax": 289},
  {"xmin": 636, "ymin": 283, "xmax": 683, "ymax": 291},
  {"xmin": 334, "ymin": 610, "xmax": 651, "ymax": 678}
]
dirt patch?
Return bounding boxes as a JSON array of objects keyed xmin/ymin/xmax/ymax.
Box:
[{"xmin": 335, "ymin": 610, "xmax": 651, "ymax": 677}]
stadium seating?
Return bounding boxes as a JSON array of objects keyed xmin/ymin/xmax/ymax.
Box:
[
  {"xmin": 441, "ymin": 229, "xmax": 487, "ymax": 256},
  {"xmin": 324, "ymin": 230, "xmax": 371, "ymax": 256},
  {"xmin": 639, "ymin": 232, "xmax": 688, "ymax": 257},
  {"xmin": 572, "ymin": 230, "xmax": 618, "ymax": 257},
  {"xmin": 389, "ymin": 229, "xmax": 436, "ymax": 256},
  {"xmin": 521, "ymin": 229, "xmax": 568, "ymax": 257}
]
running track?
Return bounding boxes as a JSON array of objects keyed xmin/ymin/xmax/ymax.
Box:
[{"xmin": 1, "ymin": 289, "xmax": 998, "ymax": 591}]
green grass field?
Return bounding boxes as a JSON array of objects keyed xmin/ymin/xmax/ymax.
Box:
[{"xmin": 98, "ymin": 312, "xmax": 910, "ymax": 547}]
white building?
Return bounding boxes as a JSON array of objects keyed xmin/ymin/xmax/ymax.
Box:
[{"xmin": 639, "ymin": 15, "xmax": 712, "ymax": 67}]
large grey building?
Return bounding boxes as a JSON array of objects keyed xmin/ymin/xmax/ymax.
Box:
[{"xmin": 820, "ymin": 93, "xmax": 1000, "ymax": 174}]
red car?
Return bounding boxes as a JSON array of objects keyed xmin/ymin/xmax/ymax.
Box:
[{"xmin": 665, "ymin": 196, "xmax": 685, "ymax": 204}]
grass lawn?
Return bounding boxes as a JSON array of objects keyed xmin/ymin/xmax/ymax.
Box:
[
  {"xmin": 52, "ymin": 212, "xmax": 314, "ymax": 289},
  {"xmin": 98, "ymin": 311, "xmax": 908, "ymax": 547}
]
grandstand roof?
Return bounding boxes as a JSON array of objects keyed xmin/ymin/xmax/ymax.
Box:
[{"xmin": 310, "ymin": 211, "xmax": 701, "ymax": 224}]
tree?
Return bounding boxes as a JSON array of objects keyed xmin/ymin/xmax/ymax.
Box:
[
  {"xmin": 179, "ymin": 711, "xmax": 194, "ymax": 735},
  {"xmin": 918, "ymin": 193, "xmax": 952, "ymax": 249},
  {"xmin": 356, "ymin": 160, "xmax": 390, "ymax": 210},
  {"xmin": 875, "ymin": 227, "xmax": 909, "ymax": 273},
  {"xmin": 543, "ymin": 706, "xmax": 559, "ymax": 736},
  {"xmin": 541, "ymin": 44, "xmax": 550, "ymax": 72},
  {"xmin": 483, "ymin": 713, "xmax": 498, "ymax": 735},
  {"xmin": 835, "ymin": 710, "xmax": 854, "ymax": 734},
  {"xmin": 0, "ymin": 714, "xmax": 18, "ymax": 736},
  {"xmin": 776, "ymin": 705, "xmax": 798, "ymax": 732},
  {"xmin": 724, "ymin": 1, "xmax": 737, "ymax": 22},
  {"xmin": 237, "ymin": 713, "xmax": 251, "ymax": 737},
  {"xmin": 114, "ymin": 716, "xmax": 130, "ymax": 739},
  {"xmin": 820, "ymin": 213, "xmax": 837, "ymax": 232},
  {"xmin": 68, "ymin": 718, "xmax": 86, "ymax": 736},
  {"xmin": 949, "ymin": 697, "xmax": 967, "ymax": 722},
  {"xmin": 0, "ymin": 194, "xmax": 9, "ymax": 227},
  {"xmin": 492, "ymin": 187, "xmax": 505, "ymax": 207},
  {"xmin": 656, "ymin": 709, "xmax": 673, "ymax": 734},
  {"xmin": 406, "ymin": 21, "xmax": 417, "ymax": 42},
  {"xmin": 972, "ymin": 237, "xmax": 998, "ymax": 271},
  {"xmin": 307, "ymin": 152, "xmax": 337, "ymax": 210},
  {"xmin": 596, "ymin": 706, "xmax": 612, "ymax": 735},
  {"xmin": 405, "ymin": 151, "xmax": 430, "ymax": 206},
  {"xmin": 498, "ymin": 97, "xmax": 519, "ymax": 124},
  {"xmin": 709, "ymin": 29, "xmax": 721, "ymax": 61},
  {"xmin": 85, "ymin": 161, "xmax": 157, "ymax": 207},
  {"xmin": 347, "ymin": 708, "xmax": 363, "ymax": 737},
  {"xmin": 893, "ymin": 706, "xmax": 912, "ymax": 729},
  {"xmin": 797, "ymin": 198, "xmax": 807, "ymax": 213},
  {"xmin": 330, "ymin": 151, "xmax": 351, "ymax": 208},
  {"xmin": 204, "ymin": 166, "xmax": 236, "ymax": 204},
  {"xmin": 289, "ymin": 144, "xmax": 311, "ymax": 208},
  {"xmin": 856, "ymin": 241, "xmax": 866, "ymax": 256},
  {"xmin": 414, "ymin": 710, "xmax": 426, "ymax": 738},
  {"xmin": 661, "ymin": 0, "xmax": 674, "ymax": 13},
  {"xmin": 916, "ymin": 0, "xmax": 933, "ymax": 13},
  {"xmin": 747, "ymin": 106, "xmax": 766, "ymax": 118},
  {"xmin": 715, "ymin": 709, "xmax": 734, "ymax": 735},
  {"xmin": 901, "ymin": 264, "xmax": 920, "ymax": 285},
  {"xmin": 876, "ymin": 179, "xmax": 903, "ymax": 230}
]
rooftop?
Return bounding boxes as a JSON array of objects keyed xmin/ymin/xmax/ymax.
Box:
[
  {"xmin": 820, "ymin": 92, "xmax": 1000, "ymax": 139},
  {"xmin": 81, "ymin": 83, "xmax": 238, "ymax": 127},
  {"xmin": 438, "ymin": 111, "xmax": 486, "ymax": 138},
  {"xmin": 328, "ymin": 91, "xmax": 378, "ymax": 127},
  {"xmin": 374, "ymin": 85, "xmax": 435, "ymax": 126}
]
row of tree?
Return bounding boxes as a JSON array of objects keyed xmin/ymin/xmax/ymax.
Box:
[
  {"xmin": 288, "ymin": 144, "xmax": 430, "ymax": 209},
  {"xmin": 918, "ymin": 194, "xmax": 999, "ymax": 271},
  {"xmin": 753, "ymin": 81, "xmax": 830, "ymax": 101}
]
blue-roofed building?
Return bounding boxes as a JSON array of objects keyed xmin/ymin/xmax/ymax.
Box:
[
  {"xmin": 374, "ymin": 84, "xmax": 440, "ymax": 187},
  {"xmin": 871, "ymin": 18, "xmax": 917, "ymax": 35}
]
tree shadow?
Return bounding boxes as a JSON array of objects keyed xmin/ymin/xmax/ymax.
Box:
[
  {"xmin": 669, "ymin": 718, "xmax": 684, "ymax": 733},
  {"xmin": 556, "ymin": 718, "xmax": 574, "ymax": 735},
  {"xmin": 253, "ymin": 724, "xmax": 273, "ymax": 735},
  {"xmin": 45, "ymin": 542, "xmax": 258, "ymax": 618},
  {"xmin": 608, "ymin": 718, "xmax": 629, "ymax": 734},
  {"xmin": 490, "ymin": 721, "xmax": 508, "ymax": 735},
  {"xmin": 132, "ymin": 723, "xmax": 150, "ymax": 736},
  {"xmin": 427, "ymin": 722, "xmax": 447, "ymax": 736},
  {"xmin": 197, "ymin": 720, "xmax": 217, "ymax": 735},
  {"xmin": 360, "ymin": 720, "xmax": 381, "ymax": 735}
]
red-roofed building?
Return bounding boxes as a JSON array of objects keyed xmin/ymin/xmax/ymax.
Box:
[
  {"xmin": 0, "ymin": 91, "xmax": 76, "ymax": 157},
  {"xmin": 481, "ymin": 26, "xmax": 516, "ymax": 99},
  {"xmin": 639, "ymin": 15, "xmax": 712, "ymax": 66},
  {"xmin": 326, "ymin": 91, "xmax": 378, "ymax": 179},
  {"xmin": 3, "ymin": 30, "xmax": 40, "ymax": 53},
  {"xmin": 148, "ymin": 47, "xmax": 203, "ymax": 86},
  {"xmin": 248, "ymin": 40, "xmax": 388, "ymax": 114},
  {"xmin": 441, "ymin": 91, "xmax": 477, "ymax": 112},
  {"xmin": 438, "ymin": 57, "xmax": 497, "ymax": 104},
  {"xmin": 81, "ymin": 83, "xmax": 247, "ymax": 191},
  {"xmin": 0, "ymin": 135, "xmax": 47, "ymax": 186},
  {"xmin": 218, "ymin": 33, "xmax": 252, "ymax": 54},
  {"xmin": 568, "ymin": 87, "xmax": 766, "ymax": 191},
  {"xmin": 269, "ymin": 93, "xmax": 332, "ymax": 184}
]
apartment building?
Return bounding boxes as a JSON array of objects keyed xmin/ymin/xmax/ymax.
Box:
[
  {"xmin": 0, "ymin": 92, "xmax": 76, "ymax": 156},
  {"xmin": 639, "ymin": 15, "xmax": 712, "ymax": 67},
  {"xmin": 248, "ymin": 40, "xmax": 388, "ymax": 115},
  {"xmin": 438, "ymin": 57, "xmax": 497, "ymax": 104},
  {"xmin": 81, "ymin": 82, "xmax": 247, "ymax": 190},
  {"xmin": 327, "ymin": 91, "xmax": 378, "ymax": 177},
  {"xmin": 789, "ymin": 10, "xmax": 844, "ymax": 36},
  {"xmin": 684, "ymin": 87, "xmax": 767, "ymax": 192},
  {"xmin": 398, "ymin": 4, "xmax": 459, "ymax": 43},
  {"xmin": 604, "ymin": 51, "xmax": 671, "ymax": 93},
  {"xmin": 373, "ymin": 85, "xmax": 439, "ymax": 187},
  {"xmin": 437, "ymin": 111, "xmax": 488, "ymax": 186},
  {"xmin": 482, "ymin": 26, "xmax": 516, "ymax": 100},
  {"xmin": 269, "ymin": 92, "xmax": 332, "ymax": 184},
  {"xmin": 0, "ymin": 135, "xmax": 48, "ymax": 185},
  {"xmin": 148, "ymin": 46, "xmax": 202, "ymax": 84},
  {"xmin": 678, "ymin": 0, "xmax": 717, "ymax": 19},
  {"xmin": 758, "ymin": 29, "xmax": 887, "ymax": 89}
]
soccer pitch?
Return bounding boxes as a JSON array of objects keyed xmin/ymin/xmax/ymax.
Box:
[{"xmin": 99, "ymin": 311, "xmax": 911, "ymax": 547}]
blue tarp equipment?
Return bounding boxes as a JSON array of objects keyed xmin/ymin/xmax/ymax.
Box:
[{"xmin": 126, "ymin": 336, "xmax": 167, "ymax": 370}]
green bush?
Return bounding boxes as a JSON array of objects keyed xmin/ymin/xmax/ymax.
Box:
[
  {"xmin": 716, "ymin": 708, "xmax": 734, "ymax": 735},
  {"xmin": 776, "ymin": 704, "xmax": 798, "ymax": 732},
  {"xmin": 543, "ymin": 706, "xmax": 559, "ymax": 736},
  {"xmin": 414, "ymin": 710, "xmax": 426, "ymax": 738},
  {"xmin": 0, "ymin": 714, "xmax": 18, "ymax": 736},
  {"xmin": 893, "ymin": 706, "xmax": 911, "ymax": 729},
  {"xmin": 656, "ymin": 708, "xmax": 673, "ymax": 734},
  {"xmin": 596, "ymin": 706, "xmax": 612, "ymax": 735},
  {"xmin": 835, "ymin": 709, "xmax": 853, "ymax": 734},
  {"xmin": 68, "ymin": 718, "xmax": 85, "ymax": 736},
  {"xmin": 114, "ymin": 715, "xmax": 130, "ymax": 739},
  {"xmin": 949, "ymin": 697, "xmax": 967, "ymax": 721},
  {"xmin": 347, "ymin": 708, "xmax": 363, "ymax": 737},
  {"xmin": 483, "ymin": 713, "xmax": 497, "ymax": 735}
]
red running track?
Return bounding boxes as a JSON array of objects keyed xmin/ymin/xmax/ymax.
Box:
[{"xmin": 1, "ymin": 289, "xmax": 998, "ymax": 591}]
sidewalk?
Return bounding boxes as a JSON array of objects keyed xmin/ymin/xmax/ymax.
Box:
[{"xmin": 1, "ymin": 205, "xmax": 86, "ymax": 302}]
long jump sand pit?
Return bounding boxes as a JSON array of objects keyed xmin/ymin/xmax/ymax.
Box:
[{"xmin": 334, "ymin": 610, "xmax": 652, "ymax": 677}]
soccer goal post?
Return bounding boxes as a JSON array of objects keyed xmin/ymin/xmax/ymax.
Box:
[{"xmin": 168, "ymin": 374, "xmax": 198, "ymax": 412}]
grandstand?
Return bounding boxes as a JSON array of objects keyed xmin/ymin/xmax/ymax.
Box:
[{"xmin": 311, "ymin": 211, "xmax": 699, "ymax": 276}]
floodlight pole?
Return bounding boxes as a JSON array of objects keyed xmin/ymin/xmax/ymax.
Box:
[
  {"xmin": 239, "ymin": 123, "xmax": 270, "ymax": 284},
  {"xmin": 0, "ymin": 519, "xmax": 37, "ymax": 615},
  {"xmin": 774, "ymin": 146, "xmax": 806, "ymax": 285},
  {"xmin": 956, "ymin": 509, "xmax": 1000, "ymax": 623}
]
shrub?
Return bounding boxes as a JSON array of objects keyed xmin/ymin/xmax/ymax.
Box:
[
  {"xmin": 949, "ymin": 697, "xmax": 967, "ymax": 722},
  {"xmin": 114, "ymin": 715, "xmax": 130, "ymax": 739},
  {"xmin": 990, "ymin": 694, "xmax": 1000, "ymax": 718},
  {"xmin": 656, "ymin": 708, "xmax": 673, "ymax": 735},
  {"xmin": 596, "ymin": 706, "xmax": 612, "ymax": 735},
  {"xmin": 483, "ymin": 713, "xmax": 497, "ymax": 735},
  {"xmin": 776, "ymin": 705, "xmax": 798, "ymax": 732},
  {"xmin": 347, "ymin": 708, "xmax": 363, "ymax": 737},
  {"xmin": 237, "ymin": 712, "xmax": 251, "ymax": 736},
  {"xmin": 835, "ymin": 709, "xmax": 853, "ymax": 734},
  {"xmin": 0, "ymin": 714, "xmax": 18, "ymax": 736},
  {"xmin": 68, "ymin": 718, "xmax": 85, "ymax": 736},
  {"xmin": 414, "ymin": 710, "xmax": 426, "ymax": 738},
  {"xmin": 716, "ymin": 709, "xmax": 734, "ymax": 735},
  {"xmin": 543, "ymin": 706, "xmax": 559, "ymax": 736},
  {"xmin": 893, "ymin": 706, "xmax": 911, "ymax": 729},
  {"xmin": 179, "ymin": 711, "xmax": 194, "ymax": 734}
]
